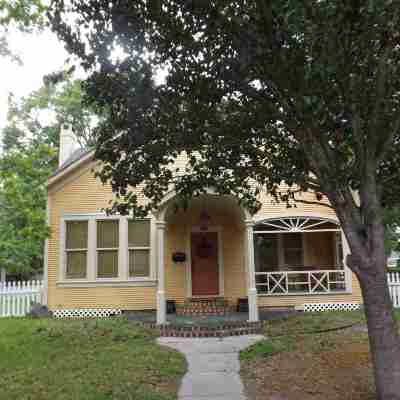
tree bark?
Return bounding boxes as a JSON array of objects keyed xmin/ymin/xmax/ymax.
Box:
[{"xmin": 358, "ymin": 259, "xmax": 400, "ymax": 400}]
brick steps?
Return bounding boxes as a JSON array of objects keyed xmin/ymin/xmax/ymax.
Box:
[
  {"xmin": 142, "ymin": 321, "xmax": 266, "ymax": 337},
  {"xmin": 176, "ymin": 297, "xmax": 231, "ymax": 316}
]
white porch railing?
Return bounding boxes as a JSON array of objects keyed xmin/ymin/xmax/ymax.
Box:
[
  {"xmin": 388, "ymin": 272, "xmax": 400, "ymax": 308},
  {"xmin": 0, "ymin": 281, "xmax": 44, "ymax": 317},
  {"xmin": 255, "ymin": 269, "xmax": 346, "ymax": 295}
]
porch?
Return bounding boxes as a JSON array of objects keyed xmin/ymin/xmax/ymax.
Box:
[
  {"xmin": 154, "ymin": 194, "xmax": 351, "ymax": 325},
  {"xmin": 253, "ymin": 217, "xmax": 350, "ymax": 296}
]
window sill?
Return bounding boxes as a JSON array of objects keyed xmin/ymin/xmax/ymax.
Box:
[{"xmin": 56, "ymin": 279, "xmax": 157, "ymax": 288}]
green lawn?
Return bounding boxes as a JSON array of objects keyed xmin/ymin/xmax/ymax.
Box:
[
  {"xmin": 240, "ymin": 310, "xmax": 400, "ymax": 400},
  {"xmin": 0, "ymin": 318, "xmax": 186, "ymax": 400}
]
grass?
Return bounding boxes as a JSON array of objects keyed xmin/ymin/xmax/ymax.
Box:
[
  {"xmin": 239, "ymin": 311, "xmax": 398, "ymax": 400},
  {"xmin": 241, "ymin": 310, "xmax": 400, "ymax": 362},
  {"xmin": 0, "ymin": 317, "xmax": 186, "ymax": 400}
]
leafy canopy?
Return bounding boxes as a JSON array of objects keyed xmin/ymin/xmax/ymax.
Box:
[
  {"xmin": 2, "ymin": 71, "xmax": 96, "ymax": 152},
  {"xmin": 49, "ymin": 1, "xmax": 400, "ymax": 264},
  {"xmin": 0, "ymin": 0, "xmax": 48, "ymax": 63},
  {"xmin": 0, "ymin": 71, "xmax": 95, "ymax": 276},
  {"xmin": 0, "ymin": 145, "xmax": 55, "ymax": 276}
]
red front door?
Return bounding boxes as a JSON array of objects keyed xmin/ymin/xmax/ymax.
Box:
[{"xmin": 191, "ymin": 232, "xmax": 219, "ymax": 296}]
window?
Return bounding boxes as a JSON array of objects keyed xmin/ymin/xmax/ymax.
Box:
[
  {"xmin": 253, "ymin": 233, "xmax": 304, "ymax": 271},
  {"xmin": 97, "ymin": 220, "xmax": 119, "ymax": 278},
  {"xmin": 62, "ymin": 215, "xmax": 153, "ymax": 283},
  {"xmin": 65, "ymin": 221, "xmax": 88, "ymax": 279},
  {"xmin": 128, "ymin": 220, "xmax": 150, "ymax": 278},
  {"xmin": 283, "ymin": 233, "xmax": 303, "ymax": 267},
  {"xmin": 254, "ymin": 234, "xmax": 279, "ymax": 272}
]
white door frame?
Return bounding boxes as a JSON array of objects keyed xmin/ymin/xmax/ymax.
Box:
[{"xmin": 186, "ymin": 226, "xmax": 224, "ymax": 298}]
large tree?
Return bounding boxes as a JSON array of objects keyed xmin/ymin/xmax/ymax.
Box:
[
  {"xmin": 0, "ymin": 145, "xmax": 55, "ymax": 277},
  {"xmin": 2, "ymin": 71, "xmax": 95, "ymax": 153},
  {"xmin": 0, "ymin": 0, "xmax": 48, "ymax": 64},
  {"xmin": 0, "ymin": 72, "xmax": 95, "ymax": 278},
  {"xmin": 49, "ymin": 1, "xmax": 400, "ymax": 398}
]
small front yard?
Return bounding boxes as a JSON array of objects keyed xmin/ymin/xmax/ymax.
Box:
[
  {"xmin": 0, "ymin": 318, "xmax": 186, "ymax": 400},
  {"xmin": 241, "ymin": 311, "xmax": 400, "ymax": 400}
]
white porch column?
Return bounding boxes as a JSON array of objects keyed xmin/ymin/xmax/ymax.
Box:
[
  {"xmin": 0, "ymin": 268, "xmax": 6, "ymax": 283},
  {"xmin": 245, "ymin": 220, "xmax": 259, "ymax": 322},
  {"xmin": 156, "ymin": 220, "xmax": 167, "ymax": 325},
  {"xmin": 341, "ymin": 229, "xmax": 353, "ymax": 293}
]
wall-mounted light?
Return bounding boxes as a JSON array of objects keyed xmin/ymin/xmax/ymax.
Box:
[{"xmin": 172, "ymin": 252, "xmax": 186, "ymax": 263}]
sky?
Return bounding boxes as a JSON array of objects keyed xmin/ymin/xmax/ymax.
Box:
[
  {"xmin": 0, "ymin": 27, "xmax": 168, "ymax": 138},
  {"xmin": 0, "ymin": 28, "xmax": 69, "ymax": 131}
]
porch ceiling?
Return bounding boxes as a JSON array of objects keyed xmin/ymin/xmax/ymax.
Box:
[{"xmin": 164, "ymin": 194, "xmax": 247, "ymax": 225}]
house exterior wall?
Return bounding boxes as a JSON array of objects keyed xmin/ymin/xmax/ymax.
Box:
[
  {"xmin": 47, "ymin": 158, "xmax": 363, "ymax": 311},
  {"xmin": 48, "ymin": 161, "xmax": 157, "ymax": 310}
]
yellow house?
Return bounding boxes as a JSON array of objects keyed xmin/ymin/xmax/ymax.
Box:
[{"xmin": 45, "ymin": 127, "xmax": 362, "ymax": 323}]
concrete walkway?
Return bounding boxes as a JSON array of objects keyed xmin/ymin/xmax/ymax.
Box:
[{"xmin": 158, "ymin": 335, "xmax": 264, "ymax": 400}]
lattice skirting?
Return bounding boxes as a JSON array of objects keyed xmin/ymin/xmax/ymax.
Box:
[
  {"xmin": 53, "ymin": 308, "xmax": 122, "ymax": 319},
  {"xmin": 303, "ymin": 302, "xmax": 361, "ymax": 313}
]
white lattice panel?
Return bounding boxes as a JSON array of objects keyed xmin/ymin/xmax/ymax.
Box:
[
  {"xmin": 303, "ymin": 302, "xmax": 361, "ymax": 313},
  {"xmin": 53, "ymin": 308, "xmax": 122, "ymax": 319}
]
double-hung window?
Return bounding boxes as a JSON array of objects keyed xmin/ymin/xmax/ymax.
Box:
[
  {"xmin": 63, "ymin": 216, "xmax": 152, "ymax": 282},
  {"xmin": 97, "ymin": 220, "xmax": 119, "ymax": 278},
  {"xmin": 65, "ymin": 220, "xmax": 88, "ymax": 279},
  {"xmin": 128, "ymin": 220, "xmax": 151, "ymax": 278}
]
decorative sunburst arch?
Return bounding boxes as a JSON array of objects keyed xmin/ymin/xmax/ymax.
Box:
[{"xmin": 254, "ymin": 216, "xmax": 341, "ymax": 234}]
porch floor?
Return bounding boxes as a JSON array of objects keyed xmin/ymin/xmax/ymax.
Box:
[{"xmin": 125, "ymin": 309, "xmax": 298, "ymax": 327}]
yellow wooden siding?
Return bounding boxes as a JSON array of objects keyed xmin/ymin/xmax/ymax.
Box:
[
  {"xmin": 48, "ymin": 157, "xmax": 363, "ymax": 310},
  {"xmin": 165, "ymin": 223, "xmax": 188, "ymax": 305},
  {"xmin": 48, "ymin": 162, "xmax": 155, "ymax": 311},
  {"xmin": 255, "ymin": 188, "xmax": 338, "ymax": 221},
  {"xmin": 222, "ymin": 225, "xmax": 247, "ymax": 303}
]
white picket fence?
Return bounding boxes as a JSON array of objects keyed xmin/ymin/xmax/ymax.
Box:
[
  {"xmin": 388, "ymin": 272, "xmax": 400, "ymax": 308},
  {"xmin": 0, "ymin": 281, "xmax": 44, "ymax": 317}
]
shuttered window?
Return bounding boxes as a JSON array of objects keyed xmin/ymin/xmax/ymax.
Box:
[
  {"xmin": 128, "ymin": 220, "xmax": 150, "ymax": 278},
  {"xmin": 97, "ymin": 220, "xmax": 119, "ymax": 278},
  {"xmin": 65, "ymin": 221, "xmax": 88, "ymax": 279}
]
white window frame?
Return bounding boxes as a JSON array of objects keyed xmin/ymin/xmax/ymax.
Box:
[
  {"xmin": 63, "ymin": 219, "xmax": 89, "ymax": 280},
  {"xmin": 127, "ymin": 218, "xmax": 154, "ymax": 281},
  {"xmin": 96, "ymin": 218, "xmax": 120, "ymax": 279},
  {"xmin": 59, "ymin": 213, "xmax": 156, "ymax": 286}
]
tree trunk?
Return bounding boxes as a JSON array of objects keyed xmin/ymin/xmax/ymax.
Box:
[{"xmin": 358, "ymin": 261, "xmax": 400, "ymax": 400}]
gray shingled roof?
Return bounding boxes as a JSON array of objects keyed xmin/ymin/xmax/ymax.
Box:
[{"xmin": 51, "ymin": 147, "xmax": 91, "ymax": 177}]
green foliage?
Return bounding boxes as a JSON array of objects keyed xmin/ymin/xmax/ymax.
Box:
[
  {"xmin": 0, "ymin": 0, "xmax": 47, "ymax": 28},
  {"xmin": 384, "ymin": 208, "xmax": 400, "ymax": 258},
  {"xmin": 0, "ymin": 0, "xmax": 48, "ymax": 64},
  {"xmin": 2, "ymin": 73, "xmax": 95, "ymax": 153},
  {"xmin": 0, "ymin": 71, "xmax": 95, "ymax": 277},
  {"xmin": 0, "ymin": 145, "xmax": 56, "ymax": 275},
  {"xmin": 48, "ymin": 2, "xmax": 400, "ymax": 226},
  {"xmin": 0, "ymin": 317, "xmax": 185, "ymax": 400}
]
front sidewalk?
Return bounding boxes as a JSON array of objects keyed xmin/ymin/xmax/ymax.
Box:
[{"xmin": 158, "ymin": 335, "xmax": 264, "ymax": 400}]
